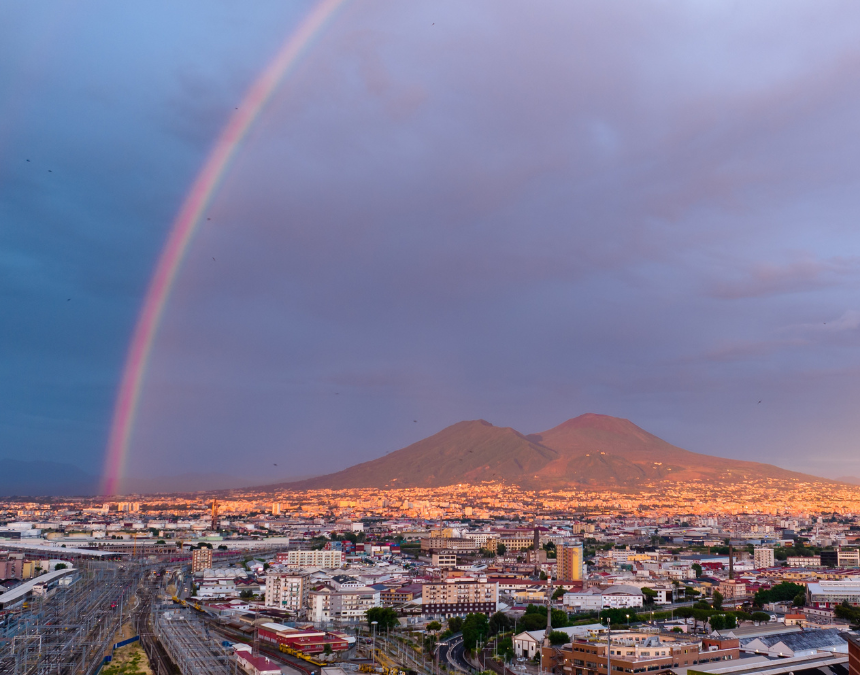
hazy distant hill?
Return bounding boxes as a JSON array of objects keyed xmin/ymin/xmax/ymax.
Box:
[{"xmin": 271, "ymin": 413, "xmax": 825, "ymax": 491}]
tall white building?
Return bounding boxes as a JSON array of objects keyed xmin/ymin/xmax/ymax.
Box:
[
  {"xmin": 265, "ymin": 571, "xmax": 310, "ymax": 612},
  {"xmin": 276, "ymin": 550, "xmax": 345, "ymax": 568},
  {"xmin": 754, "ymin": 547, "xmax": 775, "ymax": 569}
]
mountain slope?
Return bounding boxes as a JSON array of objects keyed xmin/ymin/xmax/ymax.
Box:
[
  {"xmin": 527, "ymin": 413, "xmax": 814, "ymax": 486},
  {"xmin": 269, "ymin": 413, "xmax": 825, "ymax": 491},
  {"xmin": 276, "ymin": 420, "xmax": 558, "ymax": 490}
]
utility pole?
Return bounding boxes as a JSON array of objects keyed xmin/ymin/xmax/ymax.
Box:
[{"xmin": 606, "ymin": 618, "xmax": 611, "ymax": 675}]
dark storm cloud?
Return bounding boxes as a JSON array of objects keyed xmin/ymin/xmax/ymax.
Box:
[{"xmin": 5, "ymin": 0, "xmax": 860, "ymax": 485}]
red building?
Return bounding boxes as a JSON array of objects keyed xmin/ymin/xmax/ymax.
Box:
[{"xmin": 258, "ymin": 622, "xmax": 351, "ymax": 655}]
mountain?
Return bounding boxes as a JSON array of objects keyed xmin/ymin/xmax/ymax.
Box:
[
  {"xmin": 0, "ymin": 459, "xmax": 99, "ymax": 497},
  {"xmin": 277, "ymin": 420, "xmax": 559, "ymax": 490},
  {"xmin": 271, "ymin": 413, "xmax": 822, "ymax": 491}
]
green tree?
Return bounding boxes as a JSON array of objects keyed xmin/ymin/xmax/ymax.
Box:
[
  {"xmin": 552, "ymin": 587, "xmax": 567, "ymax": 600},
  {"xmin": 324, "ymin": 643, "xmax": 333, "ymax": 655},
  {"xmin": 367, "ymin": 607, "xmax": 399, "ymax": 631},
  {"xmin": 751, "ymin": 611, "xmax": 771, "ymax": 623},
  {"xmin": 712, "ymin": 591, "xmax": 724, "ymax": 610},
  {"xmin": 548, "ymin": 631, "xmax": 569, "ymax": 645},
  {"xmin": 692, "ymin": 563, "xmax": 703, "ymax": 578},
  {"xmin": 753, "ymin": 582, "xmax": 806, "ymax": 608},
  {"xmin": 496, "ymin": 544, "xmax": 507, "ymax": 557},
  {"xmin": 54, "ymin": 563, "xmax": 67, "ymax": 570},
  {"xmin": 461, "ymin": 613, "xmax": 489, "ymax": 651},
  {"xmin": 488, "ymin": 612, "xmax": 511, "ymax": 635},
  {"xmin": 600, "ymin": 608, "xmax": 638, "ymax": 625},
  {"xmin": 641, "ymin": 588, "xmax": 658, "ymax": 605},
  {"xmin": 793, "ymin": 592, "xmax": 806, "ymax": 607},
  {"xmin": 684, "ymin": 587, "xmax": 701, "ymax": 598},
  {"xmin": 427, "ymin": 621, "xmax": 442, "ymax": 632},
  {"xmin": 447, "ymin": 616, "xmax": 464, "ymax": 633},
  {"xmin": 424, "ymin": 634, "xmax": 437, "ymax": 653},
  {"xmin": 709, "ymin": 614, "xmax": 726, "ymax": 631}
]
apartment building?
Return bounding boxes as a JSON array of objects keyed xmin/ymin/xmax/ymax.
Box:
[
  {"xmin": 309, "ymin": 584, "xmax": 381, "ymax": 623},
  {"xmin": 191, "ymin": 547, "xmax": 212, "ymax": 574},
  {"xmin": 420, "ymin": 537, "xmax": 479, "ymax": 553},
  {"xmin": 432, "ymin": 552, "xmax": 457, "ymax": 568},
  {"xmin": 421, "ymin": 578, "xmax": 498, "ymax": 617},
  {"xmin": 562, "ymin": 585, "xmax": 643, "ymax": 612},
  {"xmin": 557, "ymin": 541, "xmax": 584, "ymax": 582},
  {"xmin": 276, "ymin": 549, "xmax": 344, "ymax": 568},
  {"xmin": 265, "ymin": 571, "xmax": 310, "ymax": 612},
  {"xmin": 787, "ymin": 556, "xmax": 821, "ymax": 567},
  {"xmin": 754, "ymin": 547, "xmax": 775, "ymax": 569}
]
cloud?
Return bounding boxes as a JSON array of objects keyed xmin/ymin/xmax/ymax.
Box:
[{"xmin": 708, "ymin": 258, "xmax": 860, "ymax": 299}]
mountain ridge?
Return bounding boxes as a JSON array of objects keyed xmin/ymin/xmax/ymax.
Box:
[{"xmin": 268, "ymin": 413, "xmax": 829, "ymax": 491}]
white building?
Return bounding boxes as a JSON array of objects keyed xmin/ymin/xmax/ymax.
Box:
[
  {"xmin": 562, "ymin": 585, "xmax": 644, "ymax": 611},
  {"xmin": 513, "ymin": 624, "xmax": 606, "ymax": 659},
  {"xmin": 754, "ymin": 548, "xmax": 775, "ymax": 569},
  {"xmin": 278, "ymin": 550, "xmax": 345, "ymax": 569},
  {"xmin": 309, "ymin": 584, "xmax": 381, "ymax": 623}
]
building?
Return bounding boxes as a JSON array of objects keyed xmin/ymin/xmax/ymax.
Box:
[
  {"xmin": 719, "ymin": 579, "xmax": 748, "ymax": 601},
  {"xmin": 265, "ymin": 571, "xmax": 310, "ymax": 613},
  {"xmin": 192, "ymin": 547, "xmax": 212, "ymax": 574},
  {"xmin": 237, "ymin": 653, "xmax": 282, "ymax": 675},
  {"xmin": 420, "ymin": 537, "xmax": 479, "ymax": 553},
  {"xmin": 807, "ymin": 581, "xmax": 860, "ymax": 608},
  {"xmin": 421, "ymin": 578, "xmax": 498, "ymax": 617},
  {"xmin": 543, "ymin": 633, "xmax": 739, "ymax": 675},
  {"xmin": 381, "ymin": 584, "xmax": 421, "ymax": 606},
  {"xmin": 271, "ymin": 503, "xmax": 281, "ymax": 516},
  {"xmin": 432, "ymin": 552, "xmax": 457, "ymax": 568},
  {"xmin": 309, "ymin": 584, "xmax": 381, "ymax": 623},
  {"xmin": 562, "ymin": 585, "xmax": 644, "ymax": 612},
  {"xmin": 276, "ymin": 550, "xmax": 344, "ymax": 568},
  {"xmin": 741, "ymin": 628, "xmax": 847, "ymax": 657},
  {"xmin": 786, "ymin": 556, "xmax": 821, "ymax": 567},
  {"xmin": 846, "ymin": 633, "xmax": 860, "ymax": 675},
  {"xmin": 514, "ymin": 624, "xmax": 605, "ymax": 659},
  {"xmin": 820, "ymin": 548, "xmax": 860, "ymax": 568},
  {"xmin": 557, "ymin": 541, "xmax": 584, "ymax": 582},
  {"xmin": 753, "ymin": 548, "xmax": 775, "ymax": 569},
  {"xmin": 258, "ymin": 622, "xmax": 351, "ymax": 655}
]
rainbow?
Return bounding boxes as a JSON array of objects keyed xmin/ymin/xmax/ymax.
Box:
[{"xmin": 100, "ymin": 0, "xmax": 346, "ymax": 496}]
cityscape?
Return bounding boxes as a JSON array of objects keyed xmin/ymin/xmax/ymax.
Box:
[{"xmin": 5, "ymin": 2, "xmax": 860, "ymax": 675}]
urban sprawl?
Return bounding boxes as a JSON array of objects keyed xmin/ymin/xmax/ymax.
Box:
[{"xmin": 4, "ymin": 478, "xmax": 860, "ymax": 675}]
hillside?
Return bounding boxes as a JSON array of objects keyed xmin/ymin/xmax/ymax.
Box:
[{"xmin": 266, "ymin": 414, "xmax": 827, "ymax": 491}]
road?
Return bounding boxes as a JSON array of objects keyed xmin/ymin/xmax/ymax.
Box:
[{"xmin": 438, "ymin": 633, "xmax": 474, "ymax": 674}]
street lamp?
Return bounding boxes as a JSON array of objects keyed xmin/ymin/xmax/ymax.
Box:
[{"xmin": 371, "ymin": 621, "xmax": 378, "ymax": 664}]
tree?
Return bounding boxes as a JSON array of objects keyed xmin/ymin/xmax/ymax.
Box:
[
  {"xmin": 447, "ymin": 616, "xmax": 464, "ymax": 633},
  {"xmin": 693, "ymin": 601, "xmax": 711, "ymax": 611},
  {"xmin": 793, "ymin": 592, "xmax": 806, "ymax": 607},
  {"xmin": 539, "ymin": 571, "xmax": 548, "ymax": 580},
  {"xmin": 548, "ymin": 631, "xmax": 569, "ymax": 645},
  {"xmin": 496, "ymin": 544, "xmax": 507, "ymax": 557},
  {"xmin": 600, "ymin": 608, "xmax": 638, "ymax": 625},
  {"xmin": 751, "ymin": 611, "xmax": 770, "ymax": 623},
  {"xmin": 461, "ymin": 613, "xmax": 489, "ymax": 651},
  {"xmin": 641, "ymin": 588, "xmax": 658, "ymax": 605},
  {"xmin": 424, "ymin": 634, "xmax": 437, "ymax": 653},
  {"xmin": 55, "ymin": 563, "xmax": 67, "ymax": 570},
  {"xmin": 240, "ymin": 589, "xmax": 253, "ymax": 599},
  {"xmin": 218, "ymin": 544, "xmax": 228, "ymax": 550},
  {"xmin": 753, "ymin": 582, "xmax": 806, "ymax": 608},
  {"xmin": 692, "ymin": 563, "xmax": 703, "ymax": 578},
  {"xmin": 552, "ymin": 587, "xmax": 567, "ymax": 600},
  {"xmin": 712, "ymin": 591, "xmax": 724, "ymax": 611},
  {"xmin": 367, "ymin": 607, "xmax": 399, "ymax": 632},
  {"xmin": 427, "ymin": 621, "xmax": 442, "ymax": 632},
  {"xmin": 324, "ymin": 643, "xmax": 333, "ymax": 655},
  {"xmin": 709, "ymin": 614, "xmax": 726, "ymax": 631},
  {"xmin": 488, "ymin": 612, "xmax": 511, "ymax": 635}
]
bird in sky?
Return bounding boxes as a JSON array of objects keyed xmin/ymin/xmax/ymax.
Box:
[
  {"xmin": 26, "ymin": 159, "xmax": 29, "ymax": 162},
  {"xmin": 758, "ymin": 400, "xmax": 762, "ymax": 404},
  {"xmin": 67, "ymin": 298, "xmax": 71, "ymax": 301},
  {"xmin": 48, "ymin": 169, "xmax": 52, "ymax": 172},
  {"xmin": 273, "ymin": 463, "xmax": 278, "ymax": 466},
  {"xmin": 414, "ymin": 420, "xmax": 417, "ymax": 423},
  {"xmin": 212, "ymin": 257, "xmax": 215, "ymax": 261},
  {"xmin": 207, "ymin": 218, "xmax": 211, "ymax": 220}
]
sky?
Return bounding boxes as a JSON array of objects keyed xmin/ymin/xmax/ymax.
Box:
[{"xmin": 4, "ymin": 1, "xmax": 860, "ymax": 489}]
